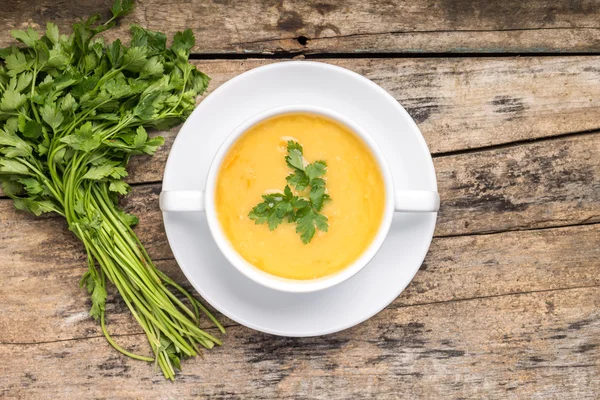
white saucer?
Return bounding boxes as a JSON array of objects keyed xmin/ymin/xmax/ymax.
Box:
[{"xmin": 161, "ymin": 61, "xmax": 438, "ymax": 336}]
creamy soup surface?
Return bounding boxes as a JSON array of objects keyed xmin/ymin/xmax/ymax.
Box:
[{"xmin": 215, "ymin": 113, "xmax": 385, "ymax": 280}]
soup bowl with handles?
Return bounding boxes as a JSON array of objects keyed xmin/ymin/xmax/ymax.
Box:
[{"xmin": 160, "ymin": 105, "xmax": 439, "ymax": 293}]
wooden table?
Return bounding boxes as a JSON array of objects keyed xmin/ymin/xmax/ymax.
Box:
[{"xmin": 1, "ymin": 1, "xmax": 599, "ymax": 398}]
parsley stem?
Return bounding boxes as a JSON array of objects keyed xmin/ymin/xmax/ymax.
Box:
[
  {"xmin": 100, "ymin": 312, "xmax": 154, "ymax": 362},
  {"xmin": 29, "ymin": 60, "xmax": 42, "ymax": 125}
]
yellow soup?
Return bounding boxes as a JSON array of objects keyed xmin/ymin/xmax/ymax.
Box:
[{"xmin": 215, "ymin": 113, "xmax": 386, "ymax": 280}]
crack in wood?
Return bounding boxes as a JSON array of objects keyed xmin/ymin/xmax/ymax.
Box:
[
  {"xmin": 434, "ymin": 220, "xmax": 600, "ymax": 239},
  {"xmin": 387, "ymin": 284, "xmax": 600, "ymax": 311},
  {"xmin": 229, "ymin": 26, "xmax": 600, "ymax": 47},
  {"xmin": 0, "ymin": 324, "xmax": 237, "ymax": 347},
  {"xmin": 186, "ymin": 52, "xmax": 600, "ymax": 60},
  {"xmin": 433, "ymin": 128, "xmax": 600, "ymax": 158}
]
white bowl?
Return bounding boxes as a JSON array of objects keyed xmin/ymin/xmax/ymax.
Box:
[{"xmin": 160, "ymin": 105, "xmax": 439, "ymax": 293}]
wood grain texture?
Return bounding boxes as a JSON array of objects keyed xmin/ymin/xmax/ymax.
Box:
[
  {"xmin": 1, "ymin": 287, "xmax": 598, "ymax": 399},
  {"xmin": 128, "ymin": 57, "xmax": 600, "ymax": 175},
  {"xmin": 435, "ymin": 133, "xmax": 600, "ymax": 234},
  {"xmin": 2, "ymin": 0, "xmax": 600, "ymax": 54},
  {"xmin": 2, "ymin": 2, "xmax": 600, "ymax": 397}
]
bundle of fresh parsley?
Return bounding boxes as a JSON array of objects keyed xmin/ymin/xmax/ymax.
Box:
[
  {"xmin": 249, "ymin": 141, "xmax": 330, "ymax": 243},
  {"xmin": 0, "ymin": 0, "xmax": 223, "ymax": 380}
]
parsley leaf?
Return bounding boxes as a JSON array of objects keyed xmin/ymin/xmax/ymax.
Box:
[
  {"xmin": 11, "ymin": 27, "xmax": 39, "ymax": 47},
  {"xmin": 110, "ymin": 0, "xmax": 134, "ymax": 21},
  {"xmin": 172, "ymin": 29, "xmax": 195, "ymax": 57},
  {"xmin": 286, "ymin": 170, "xmax": 309, "ymax": 191},
  {"xmin": 305, "ymin": 160, "xmax": 327, "ymax": 180},
  {"xmin": 46, "ymin": 22, "xmax": 60, "ymax": 45},
  {"xmin": 309, "ymin": 186, "xmax": 327, "ymax": 211},
  {"xmin": 40, "ymin": 102, "xmax": 65, "ymax": 131},
  {"xmin": 109, "ymin": 179, "xmax": 130, "ymax": 194},
  {"xmin": 285, "ymin": 140, "xmax": 304, "ymax": 170},
  {"xmin": 248, "ymin": 187, "xmax": 296, "ymax": 230},
  {"xmin": 4, "ymin": 52, "xmax": 29, "ymax": 76},
  {"xmin": 123, "ymin": 46, "xmax": 147, "ymax": 72},
  {"xmin": 249, "ymin": 141, "xmax": 330, "ymax": 244},
  {"xmin": 0, "ymin": 89, "xmax": 27, "ymax": 111}
]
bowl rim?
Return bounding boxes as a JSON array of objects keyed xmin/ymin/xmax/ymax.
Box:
[{"xmin": 204, "ymin": 104, "xmax": 396, "ymax": 293}]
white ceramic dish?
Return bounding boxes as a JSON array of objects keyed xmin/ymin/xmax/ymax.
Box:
[
  {"xmin": 161, "ymin": 61, "xmax": 438, "ymax": 336},
  {"xmin": 160, "ymin": 105, "xmax": 439, "ymax": 293}
]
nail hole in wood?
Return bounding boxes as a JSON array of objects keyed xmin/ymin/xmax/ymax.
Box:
[{"xmin": 297, "ymin": 36, "xmax": 309, "ymax": 46}]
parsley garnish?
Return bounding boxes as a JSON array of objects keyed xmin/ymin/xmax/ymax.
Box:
[{"xmin": 249, "ymin": 141, "xmax": 331, "ymax": 244}]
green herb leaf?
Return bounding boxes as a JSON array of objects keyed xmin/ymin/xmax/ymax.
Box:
[
  {"xmin": 15, "ymin": 71, "xmax": 33, "ymax": 92},
  {"xmin": 107, "ymin": 39, "xmax": 124, "ymax": 68},
  {"xmin": 250, "ymin": 141, "xmax": 330, "ymax": 243},
  {"xmin": 4, "ymin": 52, "xmax": 29, "ymax": 76},
  {"xmin": 285, "ymin": 149, "xmax": 304, "ymax": 171},
  {"xmin": 314, "ymin": 213, "xmax": 328, "ymax": 232},
  {"xmin": 310, "ymin": 186, "xmax": 326, "ymax": 211},
  {"xmin": 285, "ymin": 170, "xmax": 309, "ymax": 191},
  {"xmin": 1, "ymin": 141, "xmax": 33, "ymax": 158},
  {"xmin": 305, "ymin": 160, "xmax": 327, "ymax": 181},
  {"xmin": 14, "ymin": 198, "xmax": 56, "ymax": 216},
  {"xmin": 82, "ymin": 163, "xmax": 127, "ymax": 180},
  {"xmin": 133, "ymin": 125, "xmax": 148, "ymax": 147},
  {"xmin": 130, "ymin": 25, "xmax": 167, "ymax": 54},
  {"xmin": 287, "ymin": 140, "xmax": 303, "ymax": 154},
  {"xmin": 18, "ymin": 177, "xmax": 44, "ymax": 195},
  {"xmin": 109, "ymin": 179, "xmax": 130, "ymax": 194},
  {"xmin": 89, "ymin": 277, "xmax": 107, "ymax": 319},
  {"xmin": 46, "ymin": 22, "xmax": 60, "ymax": 45},
  {"xmin": 40, "ymin": 102, "xmax": 65, "ymax": 131},
  {"xmin": 110, "ymin": 0, "xmax": 134, "ymax": 20},
  {"xmin": 123, "ymin": 46, "xmax": 147, "ymax": 72},
  {"xmin": 171, "ymin": 29, "xmax": 195, "ymax": 57},
  {"xmin": 140, "ymin": 56, "xmax": 164, "ymax": 79},
  {"xmin": 0, "ymin": 159, "xmax": 30, "ymax": 175},
  {"xmin": 0, "ymin": 89, "xmax": 27, "ymax": 111},
  {"xmin": 116, "ymin": 209, "xmax": 139, "ymax": 227},
  {"xmin": 295, "ymin": 208, "xmax": 317, "ymax": 244},
  {"xmin": 0, "ymin": 177, "xmax": 23, "ymax": 196},
  {"xmin": 60, "ymin": 122, "xmax": 101, "ymax": 152},
  {"xmin": 59, "ymin": 93, "xmax": 78, "ymax": 112},
  {"xmin": 23, "ymin": 120, "xmax": 43, "ymax": 139},
  {"xmin": 11, "ymin": 27, "xmax": 39, "ymax": 47}
]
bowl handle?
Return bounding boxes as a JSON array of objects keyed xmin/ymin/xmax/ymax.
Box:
[
  {"xmin": 395, "ymin": 190, "xmax": 440, "ymax": 212},
  {"xmin": 160, "ymin": 190, "xmax": 204, "ymax": 212}
]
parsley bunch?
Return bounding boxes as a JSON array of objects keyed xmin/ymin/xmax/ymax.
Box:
[
  {"xmin": 249, "ymin": 141, "xmax": 330, "ymax": 244},
  {"xmin": 0, "ymin": 0, "xmax": 223, "ymax": 380}
]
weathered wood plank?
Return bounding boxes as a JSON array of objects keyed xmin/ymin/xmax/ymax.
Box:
[
  {"xmin": 1, "ymin": 194, "xmax": 598, "ymax": 344},
  {"xmin": 2, "ymin": 0, "xmax": 600, "ymax": 54},
  {"xmin": 435, "ymin": 132, "xmax": 600, "ymax": 234},
  {"xmin": 125, "ymin": 57, "xmax": 600, "ymax": 185},
  {"xmin": 1, "ymin": 287, "xmax": 598, "ymax": 399}
]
